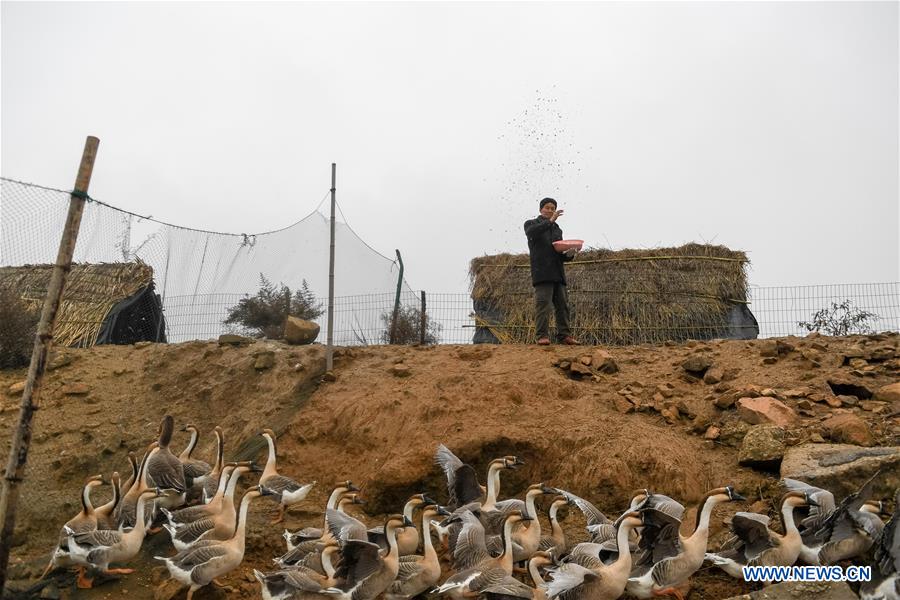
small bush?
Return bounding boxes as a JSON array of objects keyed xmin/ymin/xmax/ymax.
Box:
[
  {"xmin": 380, "ymin": 305, "xmax": 441, "ymax": 345},
  {"xmin": 224, "ymin": 275, "xmax": 323, "ymax": 339},
  {"xmin": 798, "ymin": 300, "xmax": 878, "ymax": 336},
  {"xmin": 0, "ymin": 288, "xmax": 40, "ymax": 368}
]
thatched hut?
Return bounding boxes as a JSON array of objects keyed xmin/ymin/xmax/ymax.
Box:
[
  {"xmin": 470, "ymin": 243, "xmax": 758, "ymax": 345},
  {"xmin": 0, "ymin": 262, "xmax": 165, "ymax": 347}
]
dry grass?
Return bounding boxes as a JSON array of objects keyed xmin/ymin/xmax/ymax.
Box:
[
  {"xmin": 0, "ymin": 262, "xmax": 154, "ymax": 348},
  {"xmin": 469, "ymin": 243, "xmax": 749, "ymax": 344}
]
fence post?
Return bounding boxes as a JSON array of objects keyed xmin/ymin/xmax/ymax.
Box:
[
  {"xmin": 389, "ymin": 250, "xmax": 404, "ymax": 344},
  {"xmin": 326, "ymin": 163, "xmax": 336, "ymax": 371},
  {"xmin": 420, "ymin": 291, "xmax": 427, "ymax": 345},
  {"xmin": 0, "ymin": 136, "xmax": 99, "ymax": 592}
]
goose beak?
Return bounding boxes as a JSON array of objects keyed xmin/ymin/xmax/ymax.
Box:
[
  {"xmin": 436, "ymin": 506, "xmax": 452, "ymax": 517},
  {"xmin": 348, "ymin": 482, "xmax": 360, "ymax": 492},
  {"xmin": 403, "ymin": 516, "xmax": 414, "ymax": 527},
  {"xmin": 423, "ymin": 495, "xmax": 438, "ymax": 505}
]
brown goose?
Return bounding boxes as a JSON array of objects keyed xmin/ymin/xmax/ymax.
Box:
[
  {"xmin": 483, "ymin": 551, "xmax": 556, "ymax": 600},
  {"xmin": 320, "ymin": 513, "xmax": 412, "ymax": 600},
  {"xmin": 435, "ymin": 510, "xmax": 532, "ymax": 600},
  {"xmin": 483, "ymin": 483, "xmax": 555, "ymax": 561},
  {"xmin": 255, "ymin": 542, "xmax": 342, "ymax": 600},
  {"xmin": 539, "ymin": 495, "xmax": 572, "ymax": 553},
  {"xmin": 705, "ymin": 490, "xmax": 815, "ymax": 581},
  {"xmin": 116, "ymin": 442, "xmax": 158, "ymax": 529},
  {"xmin": 544, "ymin": 511, "xmax": 644, "ymax": 600},
  {"xmin": 368, "ymin": 493, "xmax": 436, "ymax": 556},
  {"xmin": 261, "ymin": 429, "xmax": 315, "ymax": 523},
  {"xmin": 385, "ymin": 504, "xmax": 452, "ymax": 600},
  {"xmin": 178, "ymin": 424, "xmax": 212, "ymax": 497},
  {"xmin": 156, "ymin": 485, "xmax": 275, "ymax": 600},
  {"xmin": 40, "ymin": 475, "xmax": 105, "ymax": 578},
  {"xmin": 161, "ymin": 463, "xmax": 237, "ymax": 527},
  {"xmin": 627, "ymin": 486, "xmax": 745, "ymax": 600},
  {"xmin": 146, "ymin": 415, "xmax": 187, "ymax": 511},
  {"xmin": 94, "ymin": 472, "xmax": 122, "ymax": 531},
  {"xmin": 67, "ymin": 487, "xmax": 161, "ymax": 588},
  {"xmin": 201, "ymin": 426, "xmax": 225, "ymax": 503},
  {"xmin": 276, "ymin": 492, "xmax": 365, "ymax": 570},
  {"xmin": 164, "ymin": 462, "xmax": 258, "ymax": 551}
]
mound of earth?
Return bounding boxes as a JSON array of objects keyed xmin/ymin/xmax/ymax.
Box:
[{"xmin": 1, "ymin": 332, "xmax": 897, "ymax": 599}]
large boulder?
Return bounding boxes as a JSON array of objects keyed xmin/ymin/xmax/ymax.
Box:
[
  {"xmin": 780, "ymin": 443, "xmax": 900, "ymax": 500},
  {"xmin": 738, "ymin": 425, "xmax": 785, "ymax": 471},
  {"xmin": 284, "ymin": 316, "xmax": 320, "ymax": 345},
  {"xmin": 736, "ymin": 397, "xmax": 798, "ymax": 428},
  {"xmin": 874, "ymin": 382, "xmax": 900, "ymax": 408},
  {"xmin": 819, "ymin": 413, "xmax": 874, "ymax": 447}
]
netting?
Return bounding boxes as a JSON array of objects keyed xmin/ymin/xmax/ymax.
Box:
[{"xmin": 1, "ymin": 178, "xmax": 412, "ymax": 343}]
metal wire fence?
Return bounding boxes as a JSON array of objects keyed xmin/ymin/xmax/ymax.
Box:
[{"xmin": 164, "ymin": 282, "xmax": 898, "ymax": 345}]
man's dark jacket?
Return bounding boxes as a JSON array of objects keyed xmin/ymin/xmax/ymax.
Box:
[{"xmin": 524, "ymin": 216, "xmax": 574, "ymax": 286}]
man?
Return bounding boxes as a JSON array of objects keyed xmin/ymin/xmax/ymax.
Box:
[{"xmin": 523, "ymin": 197, "xmax": 579, "ymax": 345}]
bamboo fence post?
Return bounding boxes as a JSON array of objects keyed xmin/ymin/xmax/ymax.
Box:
[{"xmin": 0, "ymin": 136, "xmax": 99, "ymax": 592}]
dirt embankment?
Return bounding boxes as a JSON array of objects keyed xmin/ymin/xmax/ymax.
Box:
[{"xmin": 1, "ymin": 333, "xmax": 897, "ymax": 599}]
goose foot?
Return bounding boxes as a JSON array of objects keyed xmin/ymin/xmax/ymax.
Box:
[
  {"xmin": 104, "ymin": 568, "xmax": 135, "ymax": 575},
  {"xmin": 652, "ymin": 586, "xmax": 686, "ymax": 600},
  {"xmin": 270, "ymin": 506, "xmax": 286, "ymax": 524},
  {"xmin": 76, "ymin": 568, "xmax": 94, "ymax": 589}
]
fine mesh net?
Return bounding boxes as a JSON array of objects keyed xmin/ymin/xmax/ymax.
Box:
[{"xmin": 1, "ymin": 178, "xmax": 413, "ymax": 343}]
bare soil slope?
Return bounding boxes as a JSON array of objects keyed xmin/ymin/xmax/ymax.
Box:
[{"xmin": 1, "ymin": 333, "xmax": 897, "ymax": 599}]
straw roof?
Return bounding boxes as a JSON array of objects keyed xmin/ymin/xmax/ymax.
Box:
[
  {"xmin": 0, "ymin": 262, "xmax": 154, "ymax": 348},
  {"xmin": 469, "ymin": 243, "xmax": 750, "ymax": 345}
]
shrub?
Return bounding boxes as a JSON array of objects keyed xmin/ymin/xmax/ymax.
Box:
[
  {"xmin": 798, "ymin": 300, "xmax": 878, "ymax": 336},
  {"xmin": 380, "ymin": 305, "xmax": 441, "ymax": 344},
  {"xmin": 0, "ymin": 288, "xmax": 40, "ymax": 368},
  {"xmin": 224, "ymin": 275, "xmax": 323, "ymax": 339}
]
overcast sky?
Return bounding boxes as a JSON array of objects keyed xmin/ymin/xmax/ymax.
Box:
[{"xmin": 2, "ymin": 1, "xmax": 898, "ymax": 295}]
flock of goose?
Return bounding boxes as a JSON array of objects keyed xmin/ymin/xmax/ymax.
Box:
[{"xmin": 40, "ymin": 417, "xmax": 898, "ymax": 600}]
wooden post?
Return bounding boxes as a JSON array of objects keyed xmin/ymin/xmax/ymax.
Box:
[
  {"xmin": 0, "ymin": 136, "xmax": 99, "ymax": 592},
  {"xmin": 389, "ymin": 250, "xmax": 403, "ymax": 344},
  {"xmin": 326, "ymin": 163, "xmax": 336, "ymax": 371},
  {"xmin": 419, "ymin": 291, "xmax": 427, "ymax": 345}
]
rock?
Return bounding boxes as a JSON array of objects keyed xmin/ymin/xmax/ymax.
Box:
[
  {"xmin": 810, "ymin": 433, "xmax": 826, "ymax": 443},
  {"xmin": 874, "ymin": 382, "xmax": 900, "ymax": 406},
  {"xmin": 660, "ymin": 406, "xmax": 680, "ymax": 424},
  {"xmin": 703, "ymin": 426, "xmax": 721, "ymax": 440},
  {"xmin": 7, "ymin": 381, "xmax": 25, "ymax": 396},
  {"xmin": 681, "ymin": 355, "xmax": 712, "ymax": 375},
  {"xmin": 722, "ymin": 367, "xmax": 741, "ymax": 381},
  {"xmin": 612, "ymin": 395, "xmax": 635, "ymax": 414},
  {"xmin": 703, "ymin": 367, "xmax": 723, "ymax": 385},
  {"xmin": 836, "ymin": 394, "xmax": 858, "ymax": 407},
  {"xmin": 568, "ymin": 362, "xmax": 593, "ymax": 378},
  {"xmin": 781, "ymin": 443, "xmax": 900, "ymax": 500},
  {"xmin": 60, "ymin": 383, "xmax": 90, "ymax": 395},
  {"xmin": 284, "ymin": 316, "xmax": 320, "ymax": 345},
  {"xmin": 783, "ymin": 388, "xmax": 810, "ymax": 399},
  {"xmin": 322, "ymin": 371, "xmax": 337, "ymax": 382},
  {"xmin": 714, "ymin": 393, "xmax": 737, "ymax": 409},
  {"xmin": 253, "ymin": 351, "xmax": 275, "ymax": 370},
  {"xmin": 656, "ymin": 383, "xmax": 676, "ymax": 398},
  {"xmin": 737, "ymin": 397, "xmax": 798, "ymax": 428},
  {"xmin": 390, "ymin": 364, "xmax": 411, "ymax": 378},
  {"xmin": 759, "ymin": 339, "xmax": 778, "ymax": 357},
  {"xmin": 218, "ymin": 334, "xmax": 252, "ymax": 346},
  {"xmin": 718, "ymin": 420, "xmax": 751, "ymax": 448},
  {"xmin": 590, "ymin": 349, "xmax": 619, "ymax": 374},
  {"xmin": 738, "ymin": 425, "xmax": 785, "ymax": 471},
  {"xmin": 820, "ymin": 414, "xmax": 874, "ymax": 446},
  {"xmin": 721, "ymin": 581, "xmax": 857, "ymax": 600},
  {"xmin": 797, "ymin": 399, "xmax": 813, "ymax": 410},
  {"xmin": 47, "ymin": 354, "xmax": 74, "ymax": 371},
  {"xmin": 579, "ymin": 355, "xmax": 592, "ymax": 366},
  {"xmin": 825, "ymin": 396, "xmax": 843, "ymax": 408},
  {"xmin": 762, "ymin": 356, "xmax": 778, "ymax": 365},
  {"xmin": 860, "ymin": 400, "xmax": 887, "ymax": 412}
]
